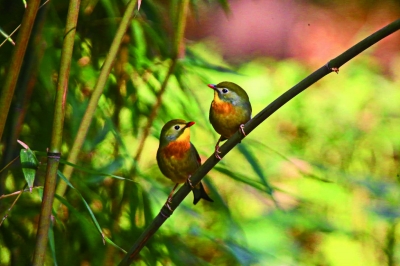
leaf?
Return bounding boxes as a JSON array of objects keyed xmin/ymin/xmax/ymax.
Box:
[
  {"xmin": 49, "ymin": 224, "xmax": 58, "ymax": 266},
  {"xmin": 185, "ymin": 49, "xmax": 237, "ymax": 73},
  {"xmin": 57, "ymin": 170, "xmax": 127, "ymax": 253},
  {"xmin": 20, "ymin": 149, "xmax": 38, "ymax": 192},
  {"xmin": 237, "ymin": 145, "xmax": 274, "ymax": 195},
  {"xmin": 214, "ymin": 165, "xmax": 266, "ymax": 191}
]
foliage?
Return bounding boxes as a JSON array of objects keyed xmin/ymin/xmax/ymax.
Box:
[{"xmin": 0, "ymin": 1, "xmax": 399, "ymax": 265}]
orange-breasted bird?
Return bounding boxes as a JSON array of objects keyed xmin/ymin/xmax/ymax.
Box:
[
  {"xmin": 157, "ymin": 119, "xmax": 213, "ymax": 211},
  {"xmin": 208, "ymin": 82, "xmax": 252, "ymax": 159}
]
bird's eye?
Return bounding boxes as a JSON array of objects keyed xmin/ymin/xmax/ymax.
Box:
[
  {"xmin": 222, "ymin": 88, "xmax": 229, "ymax": 93},
  {"xmin": 174, "ymin": 125, "xmax": 180, "ymax": 130}
]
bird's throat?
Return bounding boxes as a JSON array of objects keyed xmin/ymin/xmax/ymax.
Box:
[
  {"xmin": 163, "ymin": 140, "xmax": 191, "ymax": 159},
  {"xmin": 212, "ymin": 100, "xmax": 234, "ymax": 115}
]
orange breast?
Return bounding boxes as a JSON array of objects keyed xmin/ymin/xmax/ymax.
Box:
[
  {"xmin": 162, "ymin": 141, "xmax": 191, "ymax": 159},
  {"xmin": 212, "ymin": 101, "xmax": 235, "ymax": 115}
]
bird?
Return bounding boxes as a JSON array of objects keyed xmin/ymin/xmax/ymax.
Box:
[
  {"xmin": 157, "ymin": 119, "xmax": 214, "ymax": 211},
  {"xmin": 208, "ymin": 82, "xmax": 252, "ymax": 159}
]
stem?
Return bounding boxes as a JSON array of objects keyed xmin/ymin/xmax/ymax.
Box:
[
  {"xmin": 0, "ymin": 2, "xmax": 49, "ymax": 196},
  {"xmin": 118, "ymin": 18, "xmax": 400, "ymax": 264},
  {"xmin": 54, "ymin": 0, "xmax": 138, "ymax": 203},
  {"xmin": 32, "ymin": 0, "xmax": 81, "ymax": 264},
  {"xmin": 0, "ymin": 0, "xmax": 41, "ymax": 141}
]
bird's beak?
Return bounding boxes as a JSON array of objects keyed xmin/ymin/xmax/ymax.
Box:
[
  {"xmin": 186, "ymin": 121, "xmax": 195, "ymax": 128},
  {"xmin": 208, "ymin": 84, "xmax": 217, "ymax": 90}
]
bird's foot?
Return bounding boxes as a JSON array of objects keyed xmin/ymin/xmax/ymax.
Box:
[
  {"xmin": 215, "ymin": 146, "xmax": 222, "ymax": 160},
  {"xmin": 331, "ymin": 67, "xmax": 339, "ymax": 74},
  {"xmin": 186, "ymin": 175, "xmax": 195, "ymax": 189},
  {"xmin": 239, "ymin": 124, "xmax": 247, "ymax": 136},
  {"xmin": 164, "ymin": 197, "xmax": 174, "ymax": 212},
  {"xmin": 325, "ymin": 62, "xmax": 339, "ymax": 74}
]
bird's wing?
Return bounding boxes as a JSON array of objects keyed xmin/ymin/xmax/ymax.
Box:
[{"xmin": 191, "ymin": 143, "xmax": 201, "ymax": 166}]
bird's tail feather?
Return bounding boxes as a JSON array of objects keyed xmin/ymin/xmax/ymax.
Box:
[{"xmin": 192, "ymin": 182, "xmax": 214, "ymax": 205}]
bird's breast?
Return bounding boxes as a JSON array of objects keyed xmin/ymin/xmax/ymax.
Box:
[
  {"xmin": 211, "ymin": 100, "xmax": 235, "ymax": 115},
  {"xmin": 162, "ymin": 141, "xmax": 191, "ymax": 159},
  {"xmin": 210, "ymin": 100, "xmax": 251, "ymax": 138}
]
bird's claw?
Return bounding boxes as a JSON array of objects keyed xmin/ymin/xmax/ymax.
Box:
[
  {"xmin": 331, "ymin": 67, "xmax": 339, "ymax": 74},
  {"xmin": 325, "ymin": 62, "xmax": 339, "ymax": 74},
  {"xmin": 165, "ymin": 197, "xmax": 174, "ymax": 212},
  {"xmin": 165, "ymin": 203, "xmax": 174, "ymax": 212},
  {"xmin": 186, "ymin": 175, "xmax": 195, "ymax": 189},
  {"xmin": 215, "ymin": 146, "xmax": 222, "ymax": 160},
  {"xmin": 239, "ymin": 124, "xmax": 246, "ymax": 136}
]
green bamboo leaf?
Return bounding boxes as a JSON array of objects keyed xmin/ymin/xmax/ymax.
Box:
[
  {"xmin": 54, "ymin": 194, "xmax": 128, "ymax": 255},
  {"xmin": 20, "ymin": 148, "xmax": 38, "ymax": 192},
  {"xmin": 48, "ymin": 224, "xmax": 58, "ymax": 266},
  {"xmin": 57, "ymin": 170, "xmax": 127, "ymax": 254},
  {"xmin": 213, "ymin": 165, "xmax": 266, "ymax": 191},
  {"xmin": 185, "ymin": 49, "xmax": 237, "ymax": 73},
  {"xmin": 236, "ymin": 145, "xmax": 274, "ymax": 195},
  {"xmin": 131, "ymin": 20, "xmax": 147, "ymax": 67}
]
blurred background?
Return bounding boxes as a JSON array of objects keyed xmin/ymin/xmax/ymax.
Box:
[{"xmin": 0, "ymin": 0, "xmax": 400, "ymax": 265}]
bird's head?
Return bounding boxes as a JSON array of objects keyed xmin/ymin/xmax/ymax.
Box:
[
  {"xmin": 208, "ymin": 81, "xmax": 249, "ymax": 105},
  {"xmin": 159, "ymin": 119, "xmax": 195, "ymax": 145}
]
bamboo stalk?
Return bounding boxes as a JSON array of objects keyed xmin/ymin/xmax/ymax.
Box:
[
  {"xmin": 118, "ymin": 18, "xmax": 400, "ymax": 265},
  {"xmin": 54, "ymin": 0, "xmax": 138, "ymax": 204},
  {"xmin": 31, "ymin": 0, "xmax": 81, "ymax": 264},
  {"xmin": 0, "ymin": 0, "xmax": 41, "ymax": 141},
  {"xmin": 0, "ymin": 2, "xmax": 49, "ymax": 196}
]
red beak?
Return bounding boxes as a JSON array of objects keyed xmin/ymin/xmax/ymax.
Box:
[
  {"xmin": 208, "ymin": 84, "xmax": 216, "ymax": 89},
  {"xmin": 186, "ymin": 121, "xmax": 195, "ymax": 127}
]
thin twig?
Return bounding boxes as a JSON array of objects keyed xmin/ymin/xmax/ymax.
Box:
[
  {"xmin": 0, "ymin": 186, "xmax": 42, "ymax": 200},
  {"xmin": 0, "ymin": 155, "xmax": 20, "ymax": 173},
  {"xmin": 0, "ymin": 185, "xmax": 27, "ymax": 226},
  {"xmin": 0, "ymin": 0, "xmax": 42, "ymax": 140},
  {"xmin": 0, "ymin": 0, "xmax": 50, "ymax": 48}
]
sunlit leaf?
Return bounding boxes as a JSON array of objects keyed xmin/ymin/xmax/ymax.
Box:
[
  {"xmin": 20, "ymin": 149, "xmax": 38, "ymax": 192},
  {"xmin": 49, "ymin": 224, "xmax": 58, "ymax": 266}
]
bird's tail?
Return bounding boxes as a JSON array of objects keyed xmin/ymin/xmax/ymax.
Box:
[{"xmin": 192, "ymin": 182, "xmax": 214, "ymax": 205}]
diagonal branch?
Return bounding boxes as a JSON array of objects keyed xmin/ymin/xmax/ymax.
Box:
[{"xmin": 118, "ymin": 18, "xmax": 400, "ymax": 265}]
